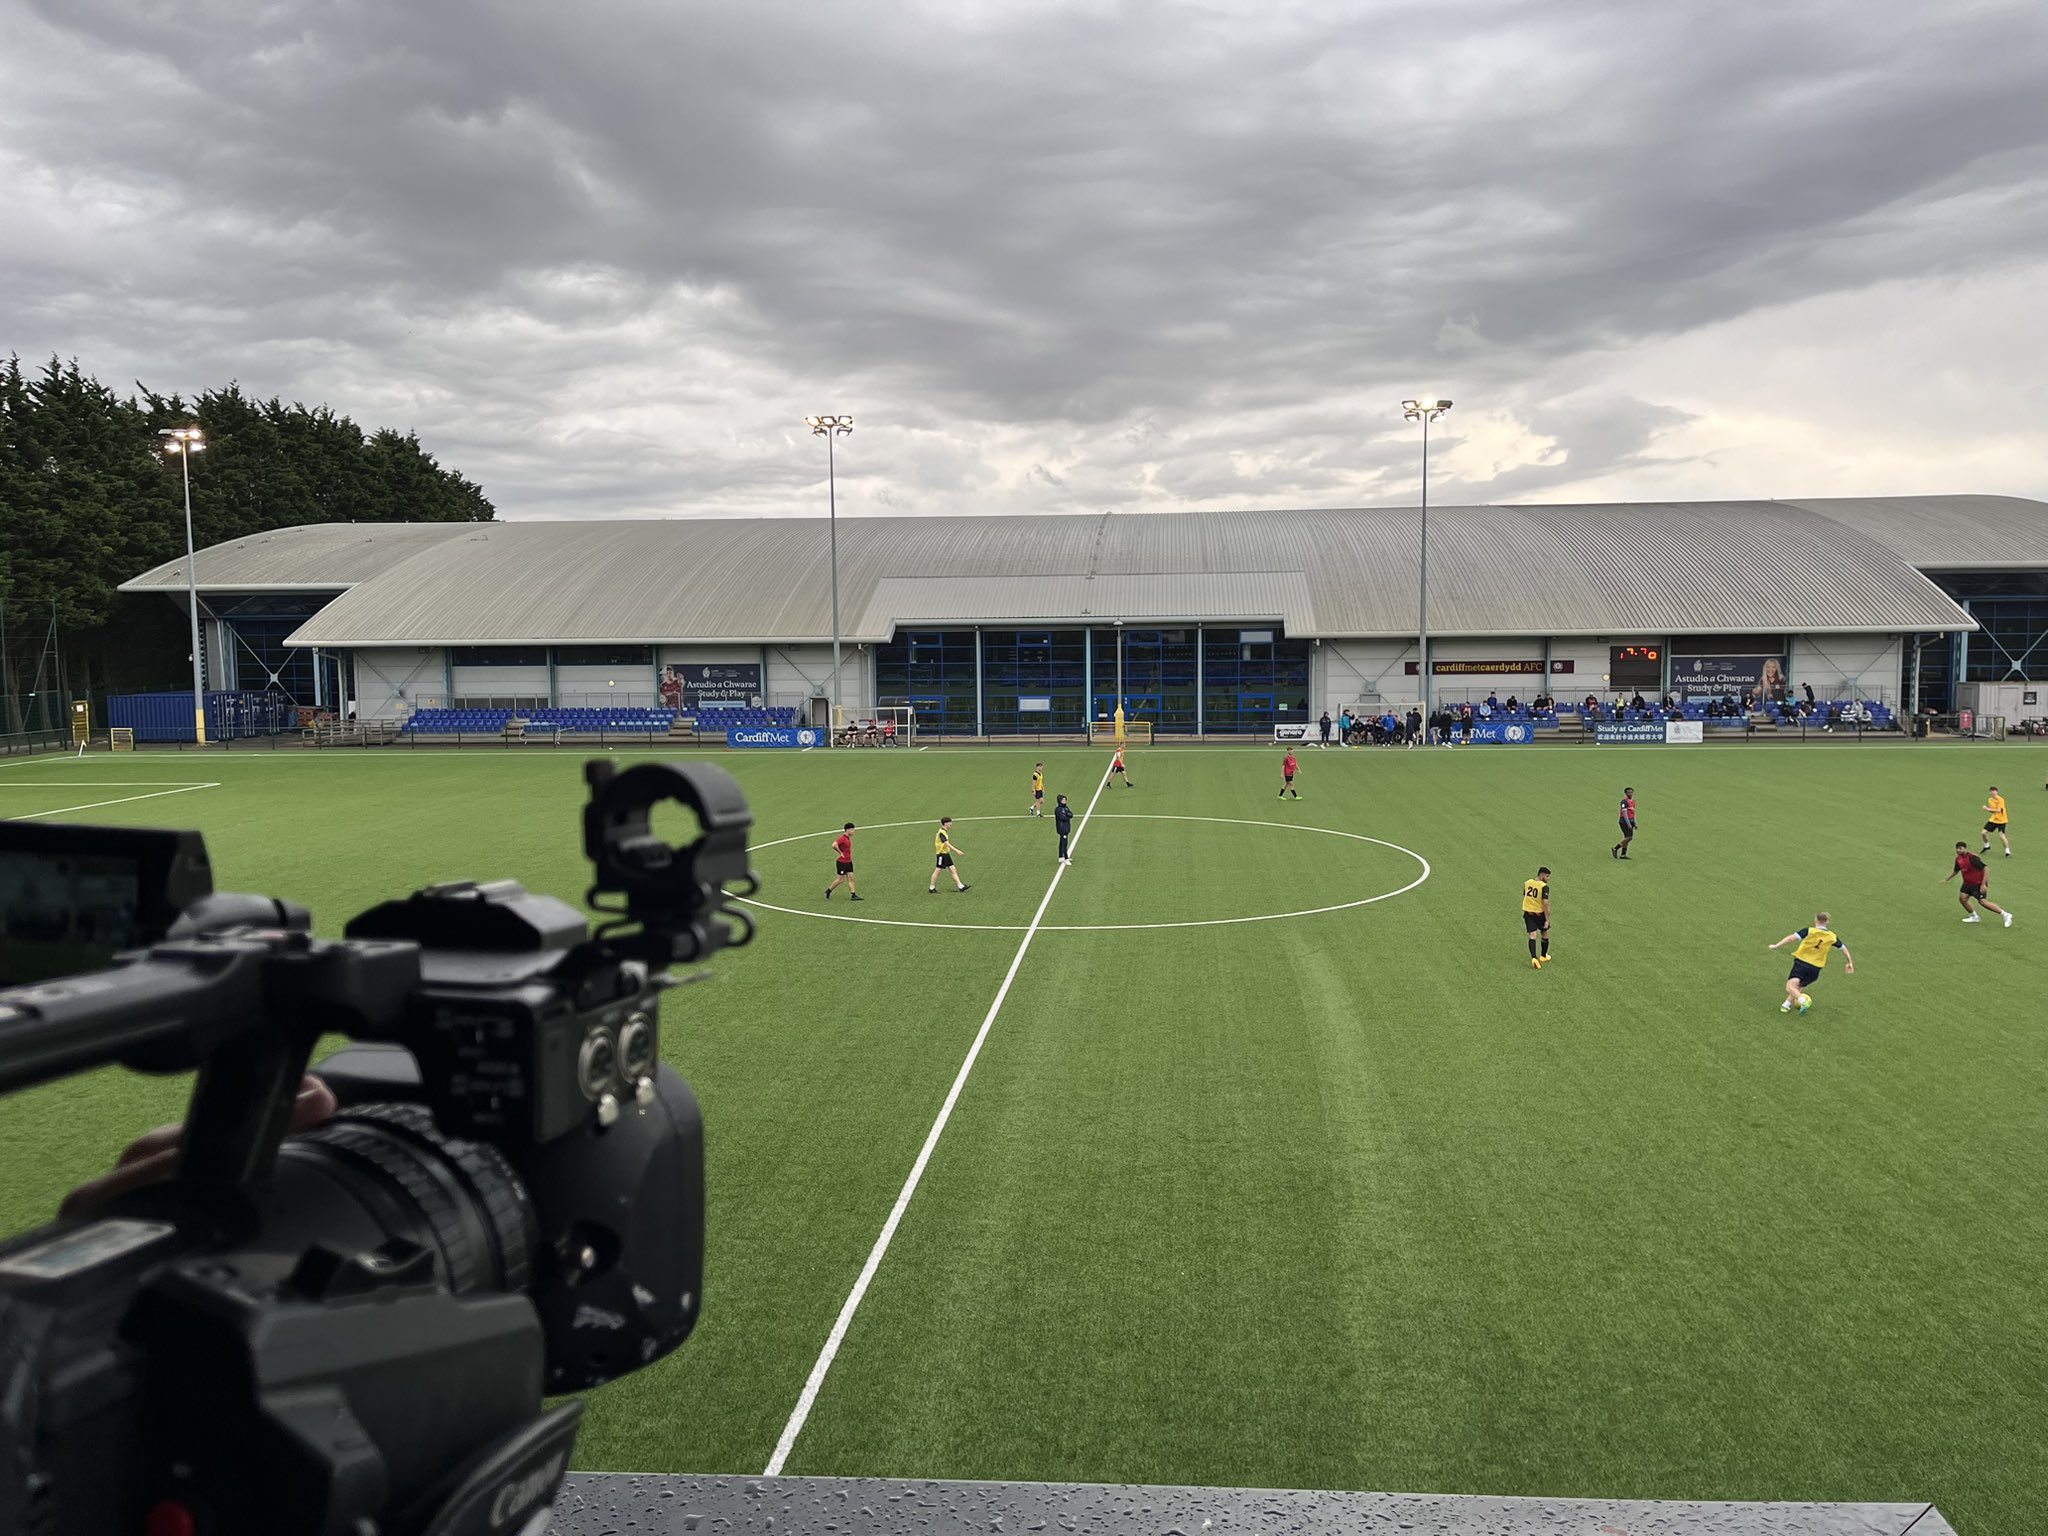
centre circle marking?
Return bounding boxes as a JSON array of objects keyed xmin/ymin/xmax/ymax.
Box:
[{"xmin": 737, "ymin": 813, "xmax": 1431, "ymax": 933}]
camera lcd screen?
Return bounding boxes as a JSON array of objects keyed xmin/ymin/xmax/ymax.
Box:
[
  {"xmin": 0, "ymin": 824, "xmax": 212, "ymax": 987},
  {"xmin": 0, "ymin": 850, "xmax": 147, "ymax": 984}
]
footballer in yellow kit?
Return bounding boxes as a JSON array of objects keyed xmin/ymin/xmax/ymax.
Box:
[
  {"xmin": 1982, "ymin": 786, "xmax": 2010, "ymax": 858},
  {"xmin": 1767, "ymin": 912, "xmax": 1854, "ymax": 1013},
  {"xmin": 1521, "ymin": 867, "xmax": 1551, "ymax": 968}
]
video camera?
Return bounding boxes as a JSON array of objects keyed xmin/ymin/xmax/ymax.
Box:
[{"xmin": 0, "ymin": 760, "xmax": 757, "ymax": 1536}]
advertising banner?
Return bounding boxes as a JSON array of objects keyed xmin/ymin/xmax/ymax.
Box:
[
  {"xmin": 1273, "ymin": 722, "xmax": 1314, "ymax": 742},
  {"xmin": 727, "ymin": 726, "xmax": 822, "ymax": 749},
  {"xmin": 1672, "ymin": 654, "xmax": 1788, "ymax": 702},
  {"xmin": 663, "ymin": 663, "xmax": 763, "ymax": 711},
  {"xmin": 1664, "ymin": 720, "xmax": 1704, "ymax": 744},
  {"xmin": 1459, "ymin": 720, "xmax": 1533, "ymax": 744},
  {"xmin": 1593, "ymin": 723, "xmax": 1668, "ymax": 744},
  {"xmin": 1406, "ymin": 659, "xmax": 1546, "ymax": 676}
]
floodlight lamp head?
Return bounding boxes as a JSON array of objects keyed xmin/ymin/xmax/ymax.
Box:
[
  {"xmin": 806, "ymin": 413, "xmax": 853, "ymax": 436},
  {"xmin": 1402, "ymin": 397, "xmax": 1451, "ymax": 422}
]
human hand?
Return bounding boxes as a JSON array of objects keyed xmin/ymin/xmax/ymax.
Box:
[{"xmin": 62, "ymin": 1076, "xmax": 336, "ymax": 1215}]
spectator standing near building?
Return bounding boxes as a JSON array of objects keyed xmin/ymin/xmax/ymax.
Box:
[
  {"xmin": 1406, "ymin": 706, "xmax": 1422, "ymax": 748},
  {"xmin": 1318, "ymin": 710, "xmax": 1333, "ymax": 749},
  {"xmin": 1054, "ymin": 793, "xmax": 1074, "ymax": 865}
]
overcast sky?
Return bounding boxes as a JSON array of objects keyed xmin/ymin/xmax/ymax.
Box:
[{"xmin": 4, "ymin": 0, "xmax": 2045, "ymax": 520}]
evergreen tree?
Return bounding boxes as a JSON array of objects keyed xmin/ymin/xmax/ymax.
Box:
[{"xmin": 0, "ymin": 354, "xmax": 495, "ymax": 718}]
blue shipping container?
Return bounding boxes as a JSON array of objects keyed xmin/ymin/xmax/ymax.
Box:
[{"xmin": 109, "ymin": 691, "xmax": 293, "ymax": 742}]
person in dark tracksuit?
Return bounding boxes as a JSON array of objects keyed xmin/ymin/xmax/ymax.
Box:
[{"xmin": 1055, "ymin": 793, "xmax": 1074, "ymax": 865}]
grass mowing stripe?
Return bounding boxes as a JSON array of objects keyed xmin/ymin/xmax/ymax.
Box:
[
  {"xmin": 12, "ymin": 784, "xmax": 220, "ymax": 818},
  {"xmin": 762, "ymin": 756, "xmax": 1115, "ymax": 1475}
]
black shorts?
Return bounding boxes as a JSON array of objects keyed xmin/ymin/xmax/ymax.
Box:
[
  {"xmin": 1619, "ymin": 818, "xmax": 1636, "ymax": 836},
  {"xmin": 1034, "ymin": 789, "xmax": 1044, "ymax": 800},
  {"xmin": 1788, "ymin": 960, "xmax": 1822, "ymax": 986},
  {"xmin": 935, "ymin": 854, "xmax": 954, "ymax": 869},
  {"xmin": 836, "ymin": 860, "xmax": 854, "ymax": 875},
  {"xmin": 1523, "ymin": 910, "xmax": 1547, "ymax": 933},
  {"xmin": 1984, "ymin": 821, "xmax": 2003, "ymax": 834},
  {"xmin": 1283, "ymin": 772, "xmax": 1295, "ymax": 783},
  {"xmin": 1962, "ymin": 882, "xmax": 1986, "ymax": 900}
]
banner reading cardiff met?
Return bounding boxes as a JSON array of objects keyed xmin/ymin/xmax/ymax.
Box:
[
  {"xmin": 727, "ymin": 726, "xmax": 821, "ymax": 749},
  {"xmin": 1673, "ymin": 654, "xmax": 1789, "ymax": 702}
]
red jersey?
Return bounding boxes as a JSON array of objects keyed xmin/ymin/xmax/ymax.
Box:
[
  {"xmin": 833, "ymin": 833, "xmax": 853, "ymax": 862},
  {"xmin": 1621, "ymin": 795, "xmax": 1636, "ymax": 822},
  {"xmin": 1283, "ymin": 754, "xmax": 1298, "ymax": 776},
  {"xmin": 1956, "ymin": 850, "xmax": 1986, "ymax": 884}
]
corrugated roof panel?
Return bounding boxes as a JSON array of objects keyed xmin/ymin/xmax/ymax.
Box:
[
  {"xmin": 119, "ymin": 521, "xmax": 475, "ymax": 590},
  {"xmin": 143, "ymin": 497, "xmax": 2019, "ymax": 648},
  {"xmin": 1785, "ymin": 495, "xmax": 2048, "ymax": 569}
]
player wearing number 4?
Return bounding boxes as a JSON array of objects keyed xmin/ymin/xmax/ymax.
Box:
[
  {"xmin": 1768, "ymin": 913, "xmax": 1853, "ymax": 1014},
  {"xmin": 1946, "ymin": 843, "xmax": 2012, "ymax": 926},
  {"xmin": 1982, "ymin": 786, "xmax": 2010, "ymax": 857},
  {"xmin": 929, "ymin": 818, "xmax": 970, "ymax": 893}
]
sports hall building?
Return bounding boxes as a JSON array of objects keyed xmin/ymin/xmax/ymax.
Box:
[{"xmin": 121, "ymin": 495, "xmax": 2048, "ymax": 737}]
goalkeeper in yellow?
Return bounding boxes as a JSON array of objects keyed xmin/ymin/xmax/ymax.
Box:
[{"xmin": 1768, "ymin": 912, "xmax": 1854, "ymax": 1014}]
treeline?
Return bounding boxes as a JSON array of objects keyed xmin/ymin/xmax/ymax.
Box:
[{"xmin": 0, "ymin": 355, "xmax": 494, "ymax": 709}]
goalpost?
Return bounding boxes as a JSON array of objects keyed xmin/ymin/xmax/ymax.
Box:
[{"xmin": 1091, "ymin": 720, "xmax": 1154, "ymax": 745}]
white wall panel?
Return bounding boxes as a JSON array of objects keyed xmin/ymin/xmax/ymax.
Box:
[
  {"xmin": 1792, "ymin": 635, "xmax": 1901, "ymax": 702},
  {"xmin": 354, "ymin": 647, "xmax": 445, "ymax": 719}
]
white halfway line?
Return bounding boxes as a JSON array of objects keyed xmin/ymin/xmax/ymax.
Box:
[
  {"xmin": 13, "ymin": 784, "xmax": 220, "ymax": 820},
  {"xmin": 762, "ymin": 756, "xmax": 1115, "ymax": 1475}
]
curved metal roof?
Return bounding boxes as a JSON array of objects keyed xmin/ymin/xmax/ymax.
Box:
[
  {"xmin": 121, "ymin": 497, "xmax": 2035, "ymax": 644},
  {"xmin": 118, "ymin": 520, "xmax": 476, "ymax": 592},
  {"xmin": 1785, "ymin": 495, "xmax": 2048, "ymax": 570}
]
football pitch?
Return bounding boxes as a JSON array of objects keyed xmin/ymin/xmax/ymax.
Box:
[{"xmin": 3, "ymin": 741, "xmax": 2044, "ymax": 1533}]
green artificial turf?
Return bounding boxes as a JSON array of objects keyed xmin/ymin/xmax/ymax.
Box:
[{"xmin": 3, "ymin": 741, "xmax": 2044, "ymax": 1533}]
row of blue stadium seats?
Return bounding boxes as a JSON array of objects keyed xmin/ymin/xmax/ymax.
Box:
[
  {"xmin": 403, "ymin": 707, "xmax": 680, "ymax": 733},
  {"xmin": 691, "ymin": 706, "xmax": 799, "ymax": 726}
]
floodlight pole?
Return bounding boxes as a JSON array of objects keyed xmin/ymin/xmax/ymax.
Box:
[
  {"xmin": 161, "ymin": 427, "xmax": 209, "ymax": 744},
  {"xmin": 806, "ymin": 414, "xmax": 854, "ymax": 738},
  {"xmin": 1401, "ymin": 398, "xmax": 1451, "ymax": 718}
]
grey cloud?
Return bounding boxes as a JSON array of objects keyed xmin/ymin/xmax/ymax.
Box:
[{"xmin": 3, "ymin": 0, "xmax": 2045, "ymax": 517}]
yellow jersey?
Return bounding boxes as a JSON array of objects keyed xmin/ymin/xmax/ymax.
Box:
[
  {"xmin": 1792, "ymin": 926, "xmax": 1843, "ymax": 968},
  {"xmin": 1521, "ymin": 878, "xmax": 1549, "ymax": 914},
  {"xmin": 935, "ymin": 829, "xmax": 953, "ymax": 856},
  {"xmin": 1987, "ymin": 793, "xmax": 2008, "ymax": 826},
  {"xmin": 1032, "ymin": 770, "xmax": 1045, "ymax": 793}
]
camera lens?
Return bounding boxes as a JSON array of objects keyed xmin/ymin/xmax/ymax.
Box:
[
  {"xmin": 577, "ymin": 1028, "xmax": 618, "ymax": 1101},
  {"xmin": 618, "ymin": 1013, "xmax": 656, "ymax": 1081},
  {"xmin": 273, "ymin": 1103, "xmax": 536, "ymax": 1295}
]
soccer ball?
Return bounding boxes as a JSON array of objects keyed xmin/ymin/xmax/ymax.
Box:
[{"xmin": 1797, "ymin": 996, "xmax": 1813, "ymax": 1014}]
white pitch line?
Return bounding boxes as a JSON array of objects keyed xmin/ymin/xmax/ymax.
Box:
[
  {"xmin": 12, "ymin": 784, "xmax": 220, "ymax": 820},
  {"xmin": 761, "ymin": 757, "xmax": 1116, "ymax": 1476},
  {"xmin": 0, "ymin": 781, "xmax": 218, "ymax": 788}
]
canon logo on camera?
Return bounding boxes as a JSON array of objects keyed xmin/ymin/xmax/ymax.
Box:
[{"xmin": 490, "ymin": 1450, "xmax": 567, "ymax": 1527}]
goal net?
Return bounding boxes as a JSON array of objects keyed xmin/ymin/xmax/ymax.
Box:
[{"xmin": 1091, "ymin": 720, "xmax": 1153, "ymax": 745}]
